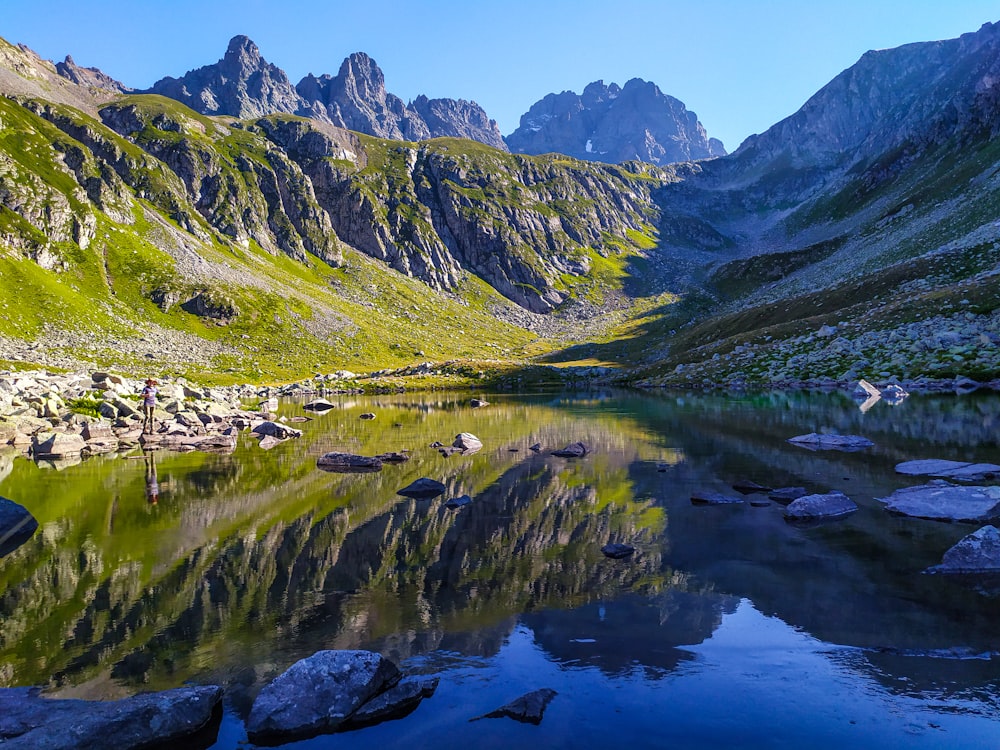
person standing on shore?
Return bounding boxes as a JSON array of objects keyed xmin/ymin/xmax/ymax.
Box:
[{"xmin": 141, "ymin": 378, "xmax": 158, "ymax": 434}]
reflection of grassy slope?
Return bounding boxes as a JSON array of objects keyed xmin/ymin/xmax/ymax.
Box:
[{"xmin": 0, "ymin": 395, "xmax": 678, "ymax": 690}]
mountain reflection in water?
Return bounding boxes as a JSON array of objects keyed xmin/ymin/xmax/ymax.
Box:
[{"xmin": 1, "ymin": 390, "xmax": 999, "ymax": 748}]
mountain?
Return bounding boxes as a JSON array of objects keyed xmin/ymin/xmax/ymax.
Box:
[
  {"xmin": 144, "ymin": 36, "xmax": 506, "ymax": 149},
  {"xmin": 506, "ymin": 79, "xmax": 726, "ymax": 165},
  {"xmin": 2, "ymin": 23, "xmax": 1000, "ymax": 388}
]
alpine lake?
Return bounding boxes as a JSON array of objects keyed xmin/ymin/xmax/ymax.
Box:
[{"xmin": 2, "ymin": 388, "xmax": 1000, "ymax": 749}]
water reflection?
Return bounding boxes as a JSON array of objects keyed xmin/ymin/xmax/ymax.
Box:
[{"xmin": 1, "ymin": 390, "xmax": 999, "ymax": 744}]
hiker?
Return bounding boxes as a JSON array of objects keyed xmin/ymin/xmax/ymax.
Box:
[{"xmin": 141, "ymin": 378, "xmax": 158, "ymax": 434}]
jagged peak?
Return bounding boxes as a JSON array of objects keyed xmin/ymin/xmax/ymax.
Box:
[{"xmin": 225, "ymin": 35, "xmax": 261, "ymax": 62}]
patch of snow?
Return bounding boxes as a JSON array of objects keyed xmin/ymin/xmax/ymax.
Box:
[{"xmin": 585, "ymin": 139, "xmax": 593, "ymax": 153}]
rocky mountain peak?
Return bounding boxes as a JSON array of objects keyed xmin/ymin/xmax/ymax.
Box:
[
  {"xmin": 55, "ymin": 55, "xmax": 131, "ymax": 94},
  {"xmin": 506, "ymin": 78, "xmax": 725, "ymax": 165}
]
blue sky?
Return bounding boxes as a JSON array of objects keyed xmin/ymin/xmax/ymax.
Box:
[{"xmin": 3, "ymin": 0, "xmax": 999, "ymax": 151}]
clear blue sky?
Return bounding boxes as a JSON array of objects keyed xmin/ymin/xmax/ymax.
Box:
[{"xmin": 3, "ymin": 0, "xmax": 999, "ymax": 151}]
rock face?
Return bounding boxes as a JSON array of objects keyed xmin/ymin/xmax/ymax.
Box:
[
  {"xmin": 926, "ymin": 525, "xmax": 1000, "ymax": 573},
  {"xmin": 146, "ymin": 38, "xmax": 506, "ymax": 149},
  {"xmin": 506, "ymin": 79, "xmax": 725, "ymax": 165},
  {"xmin": 0, "ymin": 685, "xmax": 222, "ymax": 749},
  {"xmin": 879, "ymin": 481, "xmax": 1000, "ymax": 523},
  {"xmin": 246, "ymin": 650, "xmax": 400, "ymax": 743}
]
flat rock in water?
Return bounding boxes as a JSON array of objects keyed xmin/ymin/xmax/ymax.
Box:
[
  {"xmin": 896, "ymin": 459, "xmax": 1000, "ymax": 481},
  {"xmin": 397, "ymin": 477, "xmax": 447, "ymax": 499},
  {"xmin": 691, "ymin": 490, "xmax": 744, "ymax": 505},
  {"xmin": 784, "ymin": 492, "xmax": 858, "ymax": 521},
  {"xmin": 769, "ymin": 487, "xmax": 808, "ymax": 504},
  {"xmin": 732, "ymin": 479, "xmax": 772, "ymax": 494},
  {"xmin": 31, "ymin": 432, "xmax": 87, "ymax": 458},
  {"xmin": 0, "ymin": 497, "xmax": 38, "ymax": 557},
  {"xmin": 476, "ymin": 688, "xmax": 558, "ymax": 725},
  {"xmin": 878, "ymin": 481, "xmax": 1000, "ymax": 523},
  {"xmin": 787, "ymin": 433, "xmax": 874, "ymax": 451},
  {"xmin": 375, "ymin": 451, "xmax": 410, "ymax": 463},
  {"xmin": 445, "ymin": 494, "xmax": 472, "ymax": 509},
  {"xmin": 303, "ymin": 399, "xmax": 335, "ymax": 411},
  {"xmin": 552, "ymin": 442, "xmax": 588, "ymax": 458},
  {"xmin": 247, "ymin": 650, "xmax": 401, "ymax": 744},
  {"xmin": 749, "ymin": 498, "xmax": 772, "ymax": 507},
  {"xmin": 359, "ymin": 413, "xmax": 376, "ymax": 420},
  {"xmin": 0, "ymin": 685, "xmax": 222, "ymax": 749},
  {"xmin": 345, "ymin": 676, "xmax": 439, "ymax": 728},
  {"xmin": 601, "ymin": 543, "xmax": 635, "ymax": 559},
  {"xmin": 926, "ymin": 525, "xmax": 1000, "ymax": 574},
  {"xmin": 317, "ymin": 453, "xmax": 383, "ymax": 473}
]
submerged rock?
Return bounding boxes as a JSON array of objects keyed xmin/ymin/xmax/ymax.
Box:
[
  {"xmin": 784, "ymin": 492, "xmax": 858, "ymax": 522},
  {"xmin": 552, "ymin": 442, "xmax": 588, "ymax": 458},
  {"xmin": 397, "ymin": 478, "xmax": 447, "ymax": 499},
  {"xmin": 732, "ymin": 479, "xmax": 772, "ymax": 494},
  {"xmin": 0, "ymin": 685, "xmax": 222, "ymax": 749},
  {"xmin": 601, "ymin": 543, "xmax": 635, "ymax": 559},
  {"xmin": 691, "ymin": 490, "xmax": 744, "ymax": 505},
  {"xmin": 926, "ymin": 525, "xmax": 1000, "ymax": 574},
  {"xmin": 768, "ymin": 487, "xmax": 808, "ymax": 504},
  {"xmin": 896, "ymin": 459, "xmax": 1000, "ymax": 481},
  {"xmin": 474, "ymin": 688, "xmax": 557, "ymax": 725},
  {"xmin": 317, "ymin": 453, "xmax": 383, "ymax": 473},
  {"xmin": 878, "ymin": 481, "xmax": 1000, "ymax": 523},
  {"xmin": 787, "ymin": 433, "xmax": 873, "ymax": 451},
  {"xmin": 247, "ymin": 650, "xmax": 401, "ymax": 743}
]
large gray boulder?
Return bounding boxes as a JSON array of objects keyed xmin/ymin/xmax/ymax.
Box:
[
  {"xmin": 31, "ymin": 432, "xmax": 87, "ymax": 458},
  {"xmin": 247, "ymin": 650, "xmax": 401, "ymax": 743},
  {"xmin": 787, "ymin": 433, "xmax": 873, "ymax": 451},
  {"xmin": 878, "ymin": 481, "xmax": 1000, "ymax": 523},
  {"xmin": 0, "ymin": 497, "xmax": 38, "ymax": 557},
  {"xmin": 926, "ymin": 525, "xmax": 1000, "ymax": 573},
  {"xmin": 784, "ymin": 492, "xmax": 858, "ymax": 521},
  {"xmin": 0, "ymin": 685, "xmax": 222, "ymax": 749}
]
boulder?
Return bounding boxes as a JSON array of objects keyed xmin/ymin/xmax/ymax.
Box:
[
  {"xmin": 453, "ymin": 432, "xmax": 483, "ymax": 454},
  {"xmin": 529, "ymin": 443, "xmax": 542, "ymax": 452},
  {"xmin": 251, "ymin": 421, "xmax": 302, "ymax": 440},
  {"xmin": 257, "ymin": 435, "xmax": 288, "ymax": 451},
  {"xmin": 303, "ymin": 399, "xmax": 334, "ymax": 412},
  {"xmin": 787, "ymin": 433, "xmax": 873, "ymax": 451},
  {"xmin": 375, "ymin": 451, "xmax": 410, "ymax": 463},
  {"xmin": 80, "ymin": 421, "xmax": 113, "ymax": 440},
  {"xmin": 445, "ymin": 494, "xmax": 472, "ymax": 509},
  {"xmin": 0, "ymin": 685, "xmax": 222, "ymax": 749},
  {"xmin": 470, "ymin": 398, "xmax": 489, "ymax": 408},
  {"xmin": 397, "ymin": 478, "xmax": 447, "ymax": 499},
  {"xmin": 878, "ymin": 481, "xmax": 1000, "ymax": 523},
  {"xmin": 32, "ymin": 432, "xmax": 87, "ymax": 458},
  {"xmin": 475, "ymin": 688, "xmax": 557, "ymax": 725},
  {"xmin": 926, "ymin": 526, "xmax": 1000, "ymax": 574},
  {"xmin": 784, "ymin": 492, "xmax": 858, "ymax": 522},
  {"xmin": 344, "ymin": 676, "xmax": 439, "ymax": 728},
  {"xmin": 359, "ymin": 413, "xmax": 376, "ymax": 420},
  {"xmin": 246, "ymin": 650, "xmax": 401, "ymax": 743},
  {"xmin": 600, "ymin": 543, "xmax": 635, "ymax": 559},
  {"xmin": 317, "ymin": 453, "xmax": 383, "ymax": 473},
  {"xmin": 0, "ymin": 496, "xmax": 38, "ymax": 557},
  {"xmin": 552, "ymin": 442, "xmax": 588, "ymax": 458},
  {"xmin": 691, "ymin": 490, "xmax": 743, "ymax": 505}
]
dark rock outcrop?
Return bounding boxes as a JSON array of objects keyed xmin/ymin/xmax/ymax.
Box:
[
  {"xmin": 506, "ymin": 79, "xmax": 725, "ymax": 165},
  {"xmin": 926, "ymin": 525, "xmax": 1000, "ymax": 573},
  {"xmin": 0, "ymin": 497, "xmax": 38, "ymax": 557},
  {"xmin": 474, "ymin": 688, "xmax": 558, "ymax": 725},
  {"xmin": 552, "ymin": 442, "xmax": 588, "ymax": 458},
  {"xmin": 397, "ymin": 478, "xmax": 447, "ymax": 500},
  {"xmin": 246, "ymin": 650, "xmax": 400, "ymax": 743},
  {"xmin": 317, "ymin": 452, "xmax": 383, "ymax": 473},
  {"xmin": 0, "ymin": 685, "xmax": 222, "ymax": 749}
]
